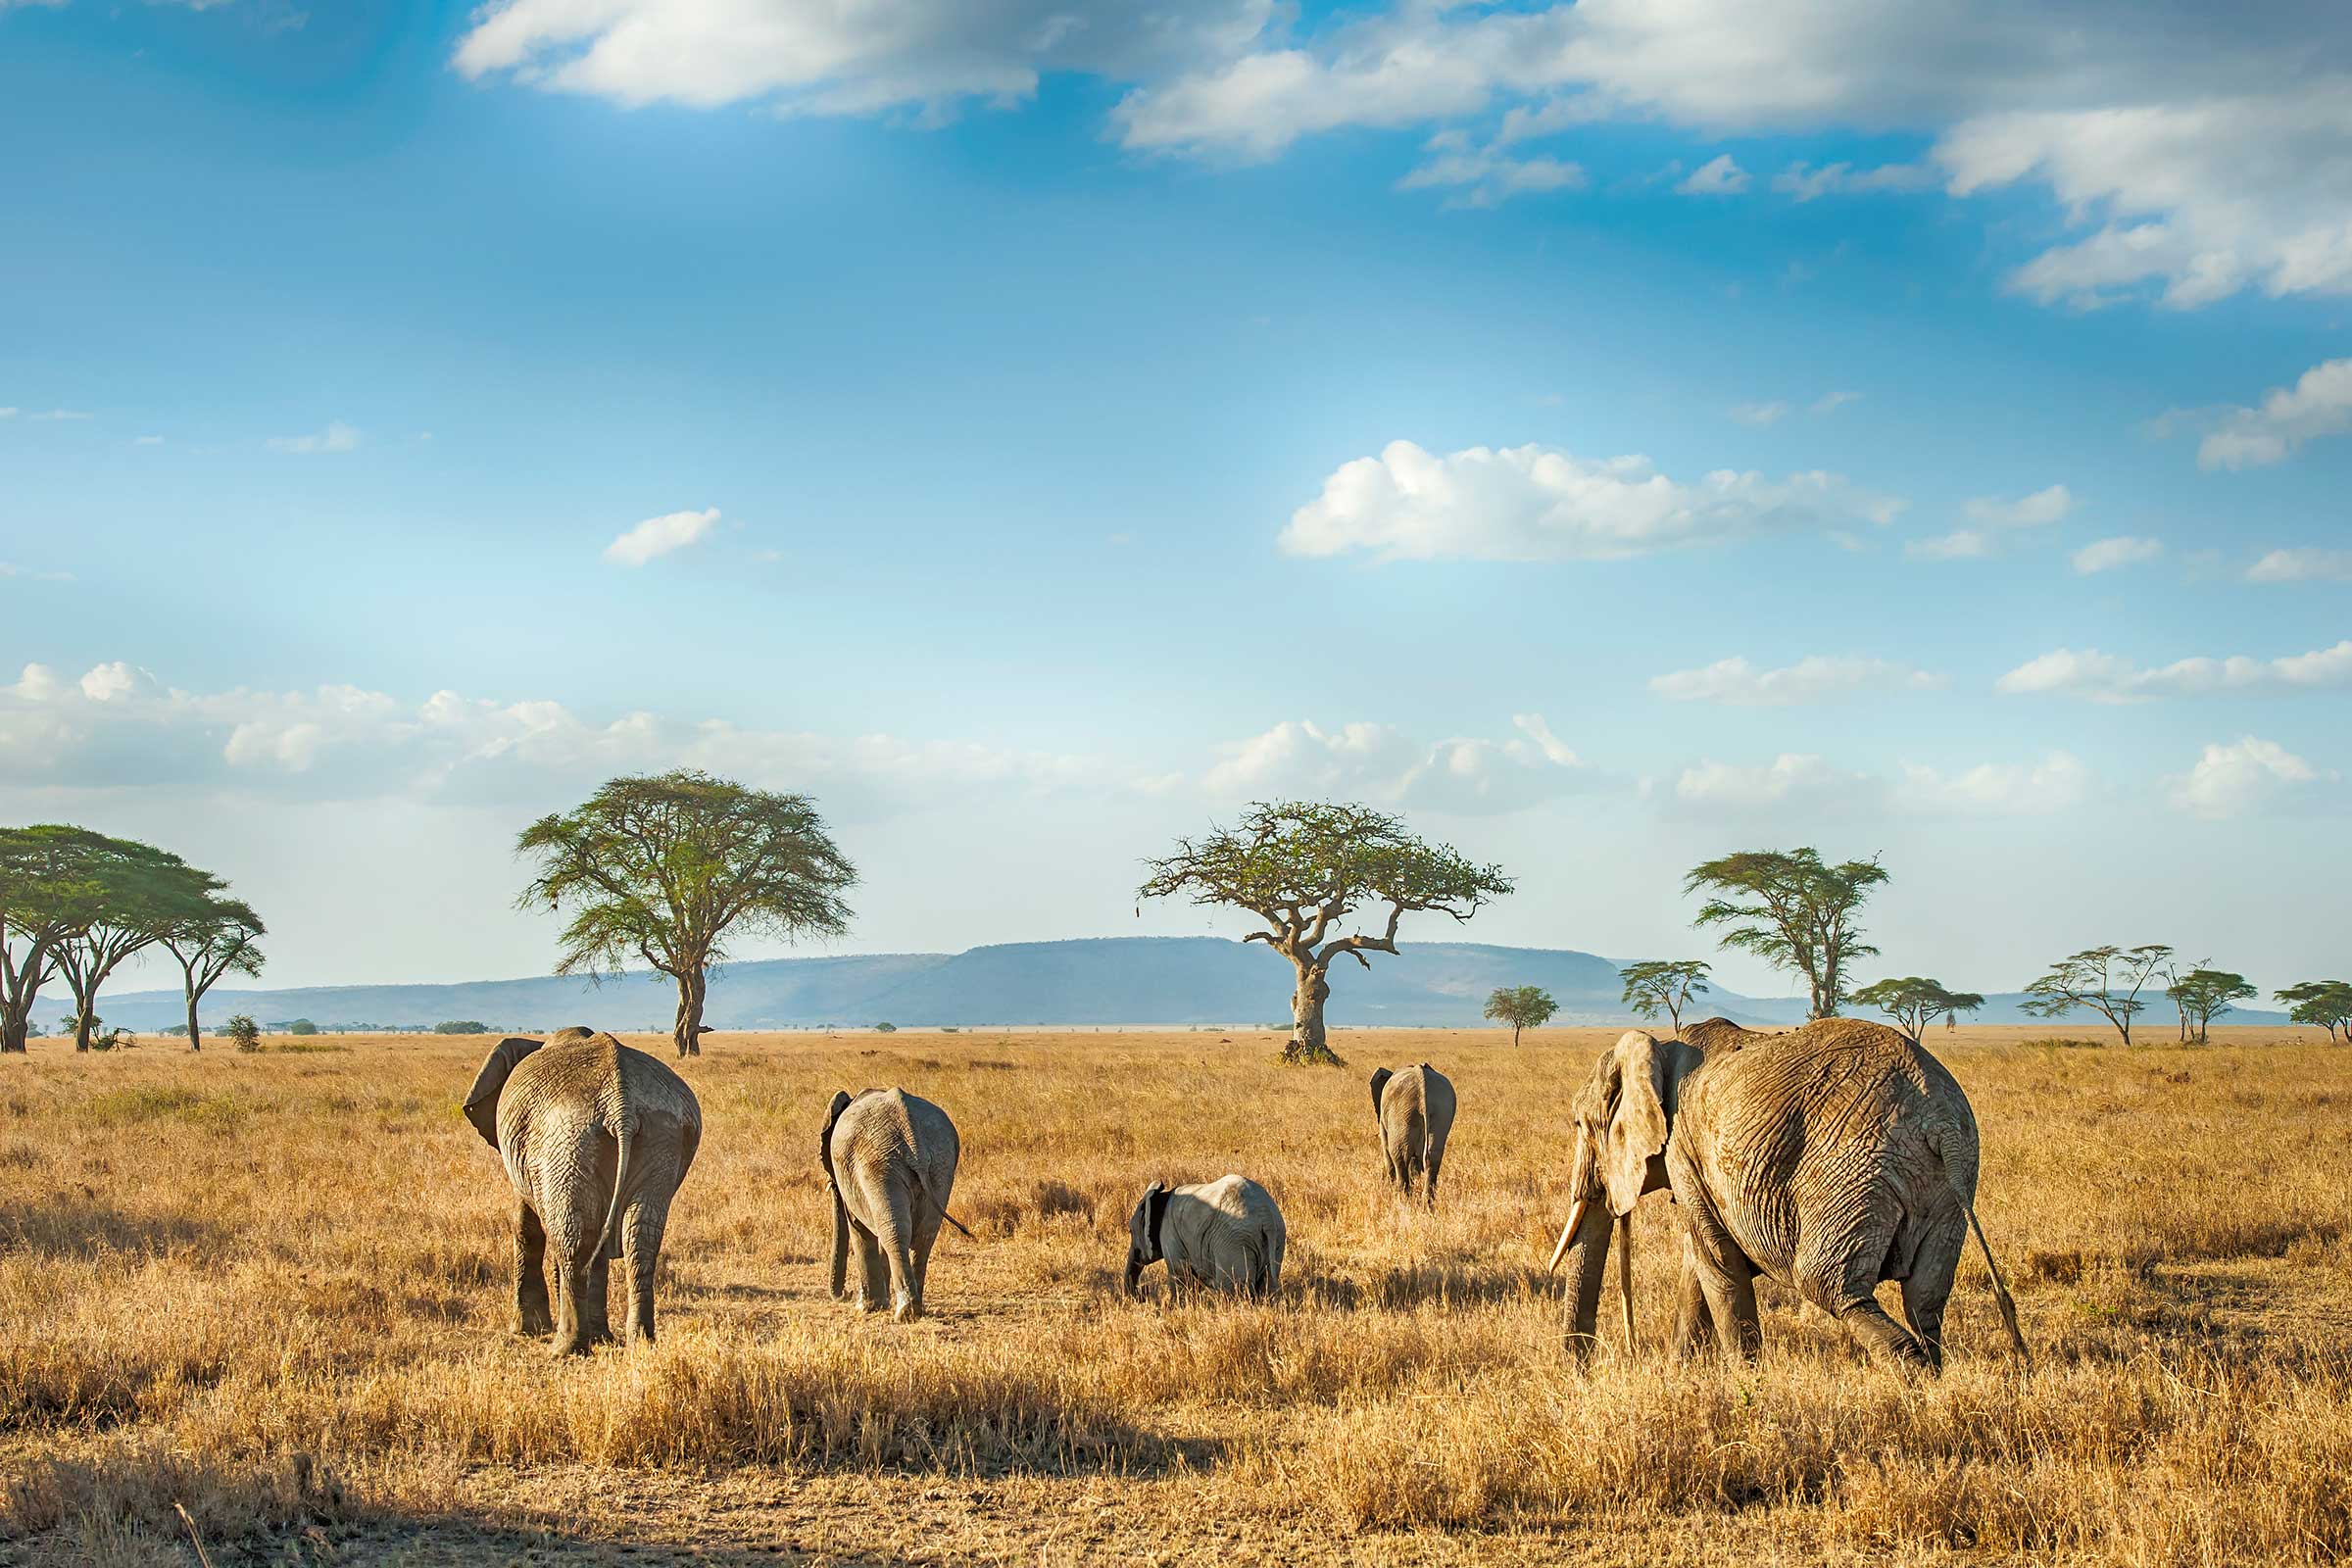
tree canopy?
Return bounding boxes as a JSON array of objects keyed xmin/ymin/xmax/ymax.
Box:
[
  {"xmin": 516, "ymin": 769, "xmax": 858, "ymax": 1057},
  {"xmin": 1685, "ymin": 849, "xmax": 1886, "ymax": 1021},
  {"xmin": 1619, "ymin": 958, "xmax": 1712, "ymax": 1035},
  {"xmin": 1849, "ymin": 976, "xmax": 1985, "ymax": 1043},
  {"xmin": 159, "ymin": 893, "xmax": 266, "ymax": 1053},
  {"xmin": 2166, "ymin": 966, "xmax": 2256, "ymax": 1043},
  {"xmin": 2020, "ymin": 944, "xmax": 2173, "ymax": 1047},
  {"xmin": 2278, "ymin": 981, "xmax": 2352, "ymax": 1042},
  {"xmin": 1140, "ymin": 801, "xmax": 1512, "ymax": 1065},
  {"xmin": 1482, "ymin": 985, "xmax": 1558, "ymax": 1045}
]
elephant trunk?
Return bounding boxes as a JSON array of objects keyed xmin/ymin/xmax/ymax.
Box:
[
  {"xmin": 1123, "ymin": 1249, "xmax": 1145, "ymax": 1298},
  {"xmin": 1555, "ymin": 1196, "xmax": 1614, "ymax": 1349}
]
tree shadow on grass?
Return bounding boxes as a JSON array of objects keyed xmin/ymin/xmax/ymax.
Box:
[{"xmin": 0, "ymin": 1194, "xmax": 222, "ymax": 1261}]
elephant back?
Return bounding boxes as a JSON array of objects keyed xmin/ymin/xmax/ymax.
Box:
[
  {"xmin": 1416, "ymin": 1064, "xmax": 1456, "ymax": 1137},
  {"xmin": 832, "ymin": 1087, "xmax": 958, "ymax": 1177}
]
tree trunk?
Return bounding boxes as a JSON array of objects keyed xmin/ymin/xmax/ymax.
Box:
[
  {"xmin": 0, "ymin": 1005, "xmax": 24, "ymax": 1054},
  {"xmin": 672, "ymin": 967, "xmax": 706, "ymax": 1058},
  {"xmin": 186, "ymin": 991, "xmax": 203, "ymax": 1052},
  {"xmin": 1512, "ymin": 1023, "xmax": 1523, "ymax": 1047},
  {"xmin": 1281, "ymin": 963, "xmax": 1342, "ymax": 1066},
  {"xmin": 73, "ymin": 997, "xmax": 94, "ymax": 1053}
]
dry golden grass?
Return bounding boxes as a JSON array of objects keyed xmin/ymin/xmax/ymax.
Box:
[{"xmin": 5, "ymin": 1023, "xmax": 2351, "ymax": 1565}]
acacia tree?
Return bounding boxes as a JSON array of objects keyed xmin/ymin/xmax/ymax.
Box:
[
  {"xmin": 1483, "ymin": 985, "xmax": 1558, "ymax": 1045},
  {"xmin": 516, "ymin": 770, "xmax": 858, "ymax": 1058},
  {"xmin": 2021, "ymin": 944, "xmax": 2173, "ymax": 1047},
  {"xmin": 1140, "ymin": 802, "xmax": 1512, "ymax": 1066},
  {"xmin": 1849, "ymin": 976, "xmax": 1985, "ymax": 1044},
  {"xmin": 2167, "ymin": 966, "xmax": 2256, "ymax": 1043},
  {"xmin": 2277, "ymin": 981, "xmax": 2352, "ymax": 1042},
  {"xmin": 160, "ymin": 895, "xmax": 266, "ymax": 1052},
  {"xmin": 1619, "ymin": 958, "xmax": 1712, "ymax": 1035},
  {"xmin": 1685, "ymin": 849, "xmax": 1886, "ymax": 1021},
  {"xmin": 0, "ymin": 826, "xmax": 107, "ymax": 1054},
  {"xmin": 50, "ymin": 837, "xmax": 224, "ymax": 1052}
]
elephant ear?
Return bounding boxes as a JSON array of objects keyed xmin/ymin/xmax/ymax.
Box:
[
  {"xmin": 462, "ymin": 1036, "xmax": 543, "ymax": 1149},
  {"xmin": 820, "ymin": 1090, "xmax": 854, "ymax": 1182},
  {"xmin": 1601, "ymin": 1030, "xmax": 1671, "ymax": 1216},
  {"xmin": 1368, "ymin": 1067, "xmax": 1393, "ymax": 1118},
  {"xmin": 1143, "ymin": 1181, "xmax": 1172, "ymax": 1259}
]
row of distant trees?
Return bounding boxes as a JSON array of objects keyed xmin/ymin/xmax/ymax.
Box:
[{"xmin": 0, "ymin": 825, "xmax": 266, "ymax": 1053}]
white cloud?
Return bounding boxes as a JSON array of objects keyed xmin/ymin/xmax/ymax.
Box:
[
  {"xmin": 1906, "ymin": 528, "xmax": 1992, "ymax": 562},
  {"xmin": 1281, "ymin": 440, "xmax": 1902, "ymax": 563},
  {"xmin": 1648, "ymin": 655, "xmax": 1944, "ymax": 706},
  {"xmin": 1772, "ymin": 161, "xmax": 1936, "ymax": 201},
  {"xmin": 454, "ymin": 0, "xmax": 1274, "ymax": 122},
  {"xmin": 1996, "ymin": 641, "xmax": 2352, "ymax": 703},
  {"xmin": 133, "ymin": 434, "xmax": 164, "ymax": 446},
  {"xmin": 1895, "ymin": 752, "xmax": 2090, "ymax": 815},
  {"xmin": 1962, "ymin": 483, "xmax": 2073, "ymax": 528},
  {"xmin": 1671, "ymin": 748, "xmax": 2090, "ymax": 818},
  {"xmin": 266, "ymin": 420, "xmax": 360, "ymax": 455},
  {"xmin": 1729, "ymin": 401, "xmax": 1790, "ymax": 426},
  {"xmin": 2179, "ymin": 358, "xmax": 2352, "ymax": 470},
  {"xmin": 0, "ymin": 408, "xmax": 16, "ymax": 418},
  {"xmin": 1678, "ymin": 153, "xmax": 1749, "ymax": 194},
  {"xmin": 2166, "ymin": 737, "xmax": 2332, "ymax": 819},
  {"xmin": 1397, "ymin": 130, "xmax": 1586, "ymax": 207},
  {"xmin": 30, "ymin": 409, "xmax": 90, "ymax": 421},
  {"xmin": 2071, "ymin": 535, "xmax": 2163, "ymax": 573},
  {"xmin": 1201, "ymin": 712, "xmax": 1586, "ymax": 814},
  {"xmin": 1811, "ymin": 390, "xmax": 1862, "ymax": 414},
  {"xmin": 1671, "ymin": 754, "xmax": 1874, "ymax": 813},
  {"xmin": 2247, "ymin": 548, "xmax": 2352, "ymax": 584},
  {"xmin": 604, "ymin": 507, "xmax": 721, "ymax": 566}
]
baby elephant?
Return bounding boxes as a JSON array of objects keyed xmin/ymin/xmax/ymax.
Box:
[
  {"xmin": 822, "ymin": 1087, "xmax": 960, "ymax": 1322},
  {"xmin": 1369, "ymin": 1063, "xmax": 1455, "ymax": 1206},
  {"xmin": 463, "ymin": 1027, "xmax": 702, "ymax": 1355},
  {"xmin": 1124, "ymin": 1175, "xmax": 1286, "ymax": 1299}
]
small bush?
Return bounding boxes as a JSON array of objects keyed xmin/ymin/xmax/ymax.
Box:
[
  {"xmin": 223, "ymin": 1015, "xmax": 262, "ymax": 1054},
  {"xmin": 431, "ymin": 1020, "xmax": 489, "ymax": 1036}
]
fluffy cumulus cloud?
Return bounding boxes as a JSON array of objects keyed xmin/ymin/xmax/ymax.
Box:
[
  {"xmin": 452, "ymin": 0, "xmax": 1274, "ymax": 119},
  {"xmin": 1200, "ymin": 713, "xmax": 1586, "ymax": 814},
  {"xmin": 2071, "ymin": 536, "xmax": 2163, "ymax": 574},
  {"xmin": 1997, "ymin": 640, "xmax": 2352, "ymax": 702},
  {"xmin": 0, "ymin": 659, "xmax": 1096, "ymax": 810},
  {"xmin": 2246, "ymin": 548, "xmax": 2352, "ymax": 584},
  {"xmin": 1281, "ymin": 440, "xmax": 1902, "ymax": 563},
  {"xmin": 605, "ymin": 507, "xmax": 721, "ymax": 566},
  {"xmin": 2166, "ymin": 737, "xmax": 2334, "ymax": 819},
  {"xmin": 1648, "ymin": 655, "xmax": 1944, "ymax": 706},
  {"xmin": 1677, "ymin": 153, "xmax": 1748, "ymax": 194},
  {"xmin": 2177, "ymin": 358, "xmax": 2352, "ymax": 470},
  {"xmin": 1670, "ymin": 749, "xmax": 2090, "ymax": 816}
]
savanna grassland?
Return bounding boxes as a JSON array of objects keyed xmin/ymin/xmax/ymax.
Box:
[{"xmin": 4, "ymin": 1024, "xmax": 2351, "ymax": 1566}]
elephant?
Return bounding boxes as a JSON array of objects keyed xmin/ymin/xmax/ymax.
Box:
[
  {"xmin": 821, "ymin": 1087, "xmax": 960, "ymax": 1322},
  {"xmin": 1368, "ymin": 1063, "xmax": 1455, "ymax": 1206},
  {"xmin": 462, "ymin": 1027, "xmax": 702, "ymax": 1356},
  {"xmin": 1545, "ymin": 1018, "xmax": 2026, "ymax": 1372},
  {"xmin": 1124, "ymin": 1174, "xmax": 1285, "ymax": 1299}
]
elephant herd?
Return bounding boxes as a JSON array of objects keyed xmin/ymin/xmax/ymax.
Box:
[{"xmin": 461, "ymin": 1016, "xmax": 2028, "ymax": 1373}]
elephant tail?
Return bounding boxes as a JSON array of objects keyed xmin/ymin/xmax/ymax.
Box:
[
  {"xmin": 1961, "ymin": 1200, "xmax": 2030, "ymax": 1367},
  {"xmin": 598, "ymin": 1080, "xmax": 636, "ymax": 1264}
]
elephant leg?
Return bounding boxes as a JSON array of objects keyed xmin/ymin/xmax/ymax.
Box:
[
  {"xmin": 580, "ymin": 1252, "xmax": 613, "ymax": 1347},
  {"xmin": 620, "ymin": 1195, "xmax": 673, "ymax": 1347},
  {"xmin": 878, "ymin": 1183, "xmax": 923, "ymax": 1322},
  {"xmin": 1669, "ymin": 1145, "xmax": 1761, "ymax": 1364},
  {"xmin": 1425, "ymin": 1146, "xmax": 1444, "ymax": 1209},
  {"xmin": 908, "ymin": 1200, "xmax": 945, "ymax": 1315},
  {"xmin": 1672, "ymin": 1236, "xmax": 1717, "ymax": 1361},
  {"xmin": 551, "ymin": 1251, "xmax": 598, "ymax": 1356},
  {"xmin": 1897, "ymin": 1212, "xmax": 1968, "ymax": 1374},
  {"xmin": 855, "ymin": 1222, "xmax": 890, "ymax": 1313},
  {"xmin": 1835, "ymin": 1293, "xmax": 1932, "ymax": 1369},
  {"xmin": 514, "ymin": 1200, "xmax": 553, "ymax": 1337}
]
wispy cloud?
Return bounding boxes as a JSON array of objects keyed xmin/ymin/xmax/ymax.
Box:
[
  {"xmin": 2246, "ymin": 548, "xmax": 2352, "ymax": 584},
  {"xmin": 1772, "ymin": 161, "xmax": 1936, "ymax": 201},
  {"xmin": 266, "ymin": 420, "xmax": 361, "ymax": 455},
  {"xmin": 2177, "ymin": 359, "xmax": 2352, "ymax": 470},
  {"xmin": 1998, "ymin": 641, "xmax": 2352, "ymax": 702},
  {"xmin": 2071, "ymin": 536, "xmax": 2162, "ymax": 573},
  {"xmin": 1962, "ymin": 483, "xmax": 2073, "ymax": 528},
  {"xmin": 604, "ymin": 507, "xmax": 721, "ymax": 566},
  {"xmin": 1202, "ymin": 712, "xmax": 1588, "ymax": 815},
  {"xmin": 1648, "ymin": 655, "xmax": 1944, "ymax": 707},
  {"xmin": 1677, "ymin": 153, "xmax": 1749, "ymax": 195}
]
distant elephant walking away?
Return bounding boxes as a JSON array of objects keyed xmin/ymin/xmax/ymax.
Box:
[
  {"xmin": 463, "ymin": 1027, "xmax": 702, "ymax": 1356},
  {"xmin": 1546, "ymin": 1019, "xmax": 2026, "ymax": 1372},
  {"xmin": 1124, "ymin": 1175, "xmax": 1285, "ymax": 1299},
  {"xmin": 823, "ymin": 1088, "xmax": 960, "ymax": 1322},
  {"xmin": 1369, "ymin": 1063, "xmax": 1455, "ymax": 1206}
]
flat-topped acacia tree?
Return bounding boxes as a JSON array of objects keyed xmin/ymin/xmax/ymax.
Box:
[
  {"xmin": 1140, "ymin": 801, "xmax": 1513, "ymax": 1066},
  {"xmin": 516, "ymin": 770, "xmax": 858, "ymax": 1058}
]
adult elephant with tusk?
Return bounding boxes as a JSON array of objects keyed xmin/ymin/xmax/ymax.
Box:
[{"xmin": 1546, "ymin": 1019, "xmax": 2027, "ymax": 1371}]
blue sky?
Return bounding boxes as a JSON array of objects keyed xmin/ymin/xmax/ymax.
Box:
[{"xmin": 3, "ymin": 0, "xmax": 2348, "ymax": 1003}]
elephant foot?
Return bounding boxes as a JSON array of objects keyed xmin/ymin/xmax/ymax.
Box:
[
  {"xmin": 856, "ymin": 1296, "xmax": 887, "ymax": 1314},
  {"xmin": 549, "ymin": 1333, "xmax": 594, "ymax": 1358},
  {"xmin": 892, "ymin": 1296, "xmax": 924, "ymax": 1324},
  {"xmin": 514, "ymin": 1316, "xmax": 554, "ymax": 1339}
]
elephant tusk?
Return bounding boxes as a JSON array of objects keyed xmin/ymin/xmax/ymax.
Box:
[
  {"xmin": 1546, "ymin": 1196, "xmax": 1590, "ymax": 1274},
  {"xmin": 1615, "ymin": 1211, "xmax": 1636, "ymax": 1348}
]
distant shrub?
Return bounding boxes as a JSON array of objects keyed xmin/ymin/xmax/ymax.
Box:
[
  {"xmin": 2024, "ymin": 1037, "xmax": 2108, "ymax": 1050},
  {"xmin": 940, "ymin": 1026, "xmax": 959, "ymax": 1034},
  {"xmin": 432, "ymin": 1021, "xmax": 489, "ymax": 1036},
  {"xmin": 286, "ymin": 1018, "xmax": 319, "ymax": 1036},
  {"xmin": 873, "ymin": 1021, "xmax": 899, "ymax": 1034},
  {"xmin": 224, "ymin": 1015, "xmax": 262, "ymax": 1054},
  {"xmin": 270, "ymin": 1041, "xmax": 347, "ymax": 1054}
]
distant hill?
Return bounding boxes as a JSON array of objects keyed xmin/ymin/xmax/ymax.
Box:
[{"xmin": 51, "ymin": 937, "xmax": 2285, "ymax": 1033}]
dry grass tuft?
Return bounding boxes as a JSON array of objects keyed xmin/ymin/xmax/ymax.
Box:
[{"xmin": 4, "ymin": 1025, "xmax": 2349, "ymax": 1563}]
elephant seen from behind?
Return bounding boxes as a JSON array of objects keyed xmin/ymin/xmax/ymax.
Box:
[
  {"xmin": 463, "ymin": 1026, "xmax": 703, "ymax": 1356},
  {"xmin": 822, "ymin": 1087, "xmax": 960, "ymax": 1322},
  {"xmin": 1369, "ymin": 1063, "xmax": 1455, "ymax": 1206},
  {"xmin": 1547, "ymin": 1018, "xmax": 2026, "ymax": 1372},
  {"xmin": 1124, "ymin": 1174, "xmax": 1286, "ymax": 1299}
]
